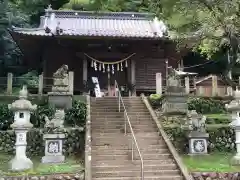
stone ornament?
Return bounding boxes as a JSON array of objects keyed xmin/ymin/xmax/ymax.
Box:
[
  {"xmin": 8, "ymin": 86, "xmax": 37, "ymax": 171},
  {"xmin": 226, "ymin": 90, "xmax": 240, "ymax": 165},
  {"xmin": 44, "ymin": 109, "xmax": 65, "ymax": 130},
  {"xmin": 187, "ymin": 110, "xmax": 209, "ymax": 155}
]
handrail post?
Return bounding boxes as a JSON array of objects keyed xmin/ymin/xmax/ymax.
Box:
[{"xmin": 124, "ymin": 110, "xmax": 127, "ymax": 135}]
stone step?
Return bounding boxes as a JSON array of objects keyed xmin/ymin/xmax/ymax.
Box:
[
  {"xmin": 92, "ymin": 144, "xmax": 167, "ymax": 151},
  {"xmin": 92, "ymin": 132, "xmax": 160, "ymax": 138},
  {"xmin": 91, "ymin": 120, "xmax": 155, "ymax": 126},
  {"xmin": 92, "ymin": 175, "xmax": 184, "ymax": 180},
  {"xmin": 91, "ymin": 124, "xmax": 157, "ymax": 130},
  {"xmin": 92, "ymin": 153, "xmax": 172, "ymax": 161},
  {"xmin": 91, "ymin": 127, "xmax": 158, "ymax": 133},
  {"xmin": 92, "ymin": 148, "xmax": 169, "ymax": 155},
  {"xmin": 93, "ymin": 169, "xmax": 180, "ymax": 178},
  {"xmin": 91, "ymin": 112, "xmax": 150, "ymax": 115},
  {"xmin": 92, "ymin": 163, "xmax": 178, "ymax": 171},
  {"xmin": 92, "ymin": 159, "xmax": 176, "ymax": 166}
]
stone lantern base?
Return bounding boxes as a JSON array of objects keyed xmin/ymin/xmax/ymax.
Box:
[
  {"xmin": 42, "ymin": 133, "xmax": 65, "ymax": 164},
  {"xmin": 10, "ymin": 156, "xmax": 33, "ymax": 171},
  {"xmin": 188, "ymin": 131, "xmax": 209, "ymax": 155},
  {"xmin": 231, "ymin": 154, "xmax": 240, "ymax": 165}
]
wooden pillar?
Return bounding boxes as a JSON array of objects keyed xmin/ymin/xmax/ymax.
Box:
[
  {"xmin": 83, "ymin": 57, "xmax": 88, "ymax": 82},
  {"xmin": 185, "ymin": 76, "xmax": 190, "ymax": 94},
  {"xmin": 7, "ymin": 73, "xmax": 13, "ymax": 95},
  {"xmin": 156, "ymin": 73, "xmax": 162, "ymax": 95},
  {"xmin": 212, "ymin": 75, "xmax": 218, "ymax": 96},
  {"xmin": 131, "ymin": 59, "xmax": 136, "ymax": 96},
  {"xmin": 198, "ymin": 86, "xmax": 204, "ymax": 96},
  {"xmin": 38, "ymin": 74, "xmax": 43, "ymax": 96}
]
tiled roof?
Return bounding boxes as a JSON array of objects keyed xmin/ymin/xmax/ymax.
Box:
[{"xmin": 10, "ymin": 8, "xmax": 167, "ymax": 39}]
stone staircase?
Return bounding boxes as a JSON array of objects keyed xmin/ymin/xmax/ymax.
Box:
[{"xmin": 90, "ymin": 96, "xmax": 186, "ymax": 180}]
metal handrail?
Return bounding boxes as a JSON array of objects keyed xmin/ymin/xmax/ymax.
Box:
[{"xmin": 115, "ymin": 80, "xmax": 144, "ymax": 180}]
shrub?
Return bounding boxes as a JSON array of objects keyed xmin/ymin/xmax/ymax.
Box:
[
  {"xmin": 149, "ymin": 94, "xmax": 162, "ymax": 109},
  {"xmin": 0, "ymin": 100, "xmax": 87, "ymax": 130},
  {"xmin": 65, "ymin": 100, "xmax": 87, "ymax": 127},
  {"xmin": 188, "ymin": 97, "xmax": 227, "ymax": 114}
]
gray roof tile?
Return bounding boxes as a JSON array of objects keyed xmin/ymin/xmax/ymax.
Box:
[{"xmin": 11, "ymin": 10, "xmax": 167, "ymax": 39}]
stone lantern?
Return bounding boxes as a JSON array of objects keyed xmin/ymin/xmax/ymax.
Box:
[
  {"xmin": 8, "ymin": 86, "xmax": 37, "ymax": 171},
  {"xmin": 226, "ymin": 90, "xmax": 240, "ymax": 165}
]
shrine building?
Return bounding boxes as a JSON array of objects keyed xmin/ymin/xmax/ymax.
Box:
[{"xmin": 9, "ymin": 6, "xmax": 183, "ymax": 95}]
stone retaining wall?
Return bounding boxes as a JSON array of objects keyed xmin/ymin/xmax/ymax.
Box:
[
  {"xmin": 192, "ymin": 172, "xmax": 240, "ymax": 180},
  {"xmin": 1, "ymin": 173, "xmax": 84, "ymax": 180}
]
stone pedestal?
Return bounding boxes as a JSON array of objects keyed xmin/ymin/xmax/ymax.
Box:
[
  {"xmin": 188, "ymin": 131, "xmax": 209, "ymax": 155},
  {"xmin": 162, "ymin": 87, "xmax": 188, "ymax": 115},
  {"xmin": 48, "ymin": 92, "xmax": 73, "ymax": 109},
  {"xmin": 229, "ymin": 118, "xmax": 240, "ymax": 165},
  {"xmin": 42, "ymin": 133, "xmax": 65, "ymax": 164},
  {"xmin": 10, "ymin": 127, "xmax": 33, "ymax": 171}
]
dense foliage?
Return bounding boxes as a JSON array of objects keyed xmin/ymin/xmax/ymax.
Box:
[
  {"xmin": 188, "ymin": 97, "xmax": 227, "ymax": 114},
  {"xmin": 0, "ymin": 100, "xmax": 86, "ymax": 130}
]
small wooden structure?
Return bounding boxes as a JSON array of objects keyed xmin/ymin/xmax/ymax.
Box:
[{"xmin": 195, "ymin": 75, "xmax": 233, "ymax": 97}]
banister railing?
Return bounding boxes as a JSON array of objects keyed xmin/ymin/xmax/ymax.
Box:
[{"xmin": 114, "ymin": 80, "xmax": 144, "ymax": 180}]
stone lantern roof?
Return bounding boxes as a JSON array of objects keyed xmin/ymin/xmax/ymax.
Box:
[{"xmin": 8, "ymin": 86, "xmax": 37, "ymax": 111}]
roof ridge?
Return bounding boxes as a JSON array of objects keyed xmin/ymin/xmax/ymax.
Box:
[{"xmin": 44, "ymin": 9, "xmax": 155, "ymax": 20}]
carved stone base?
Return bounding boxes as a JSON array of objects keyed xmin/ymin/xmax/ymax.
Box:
[
  {"xmin": 188, "ymin": 131, "xmax": 209, "ymax": 155},
  {"xmin": 10, "ymin": 156, "xmax": 33, "ymax": 171},
  {"xmin": 42, "ymin": 155, "xmax": 65, "ymax": 164},
  {"xmin": 48, "ymin": 92, "xmax": 73, "ymax": 109},
  {"xmin": 42, "ymin": 134, "xmax": 65, "ymax": 164}
]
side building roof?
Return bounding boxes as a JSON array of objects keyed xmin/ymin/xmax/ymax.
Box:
[{"xmin": 10, "ymin": 6, "xmax": 168, "ymax": 39}]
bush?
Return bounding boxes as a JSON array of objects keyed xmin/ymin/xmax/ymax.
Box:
[
  {"xmin": 164, "ymin": 125, "xmax": 235, "ymax": 153},
  {"xmin": 188, "ymin": 97, "xmax": 227, "ymax": 114},
  {"xmin": 149, "ymin": 94, "xmax": 162, "ymax": 109},
  {"xmin": 65, "ymin": 100, "xmax": 87, "ymax": 127},
  {"xmin": 0, "ymin": 100, "xmax": 87, "ymax": 130},
  {"xmin": 0, "ymin": 128, "xmax": 85, "ymax": 156}
]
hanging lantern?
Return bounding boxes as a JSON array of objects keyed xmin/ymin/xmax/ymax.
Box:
[
  {"xmin": 91, "ymin": 60, "xmax": 94, "ymax": 67},
  {"xmin": 120, "ymin": 62, "xmax": 123, "ymax": 71},
  {"xmin": 107, "ymin": 64, "xmax": 110, "ymax": 72},
  {"xmin": 125, "ymin": 60, "xmax": 128, "ymax": 67},
  {"xmin": 99, "ymin": 63, "xmax": 102, "ymax": 71}
]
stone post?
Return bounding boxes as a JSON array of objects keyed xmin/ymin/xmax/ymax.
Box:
[
  {"xmin": 8, "ymin": 86, "xmax": 37, "ymax": 171},
  {"xmin": 227, "ymin": 86, "xmax": 233, "ymax": 96},
  {"xmin": 38, "ymin": 74, "xmax": 43, "ymax": 96},
  {"xmin": 7, "ymin": 73, "xmax": 13, "ymax": 95},
  {"xmin": 69, "ymin": 71, "xmax": 74, "ymax": 94},
  {"xmin": 156, "ymin": 73, "xmax": 162, "ymax": 95},
  {"xmin": 212, "ymin": 75, "xmax": 218, "ymax": 96},
  {"xmin": 226, "ymin": 90, "xmax": 240, "ymax": 165},
  {"xmin": 185, "ymin": 76, "xmax": 190, "ymax": 94}
]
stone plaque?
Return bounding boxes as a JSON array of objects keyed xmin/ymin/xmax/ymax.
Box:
[
  {"xmin": 47, "ymin": 141, "xmax": 60, "ymax": 154},
  {"xmin": 189, "ymin": 138, "xmax": 208, "ymax": 154}
]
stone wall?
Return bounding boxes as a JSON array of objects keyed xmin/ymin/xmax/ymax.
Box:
[
  {"xmin": 192, "ymin": 172, "xmax": 240, "ymax": 180},
  {"xmin": 1, "ymin": 173, "xmax": 84, "ymax": 180}
]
